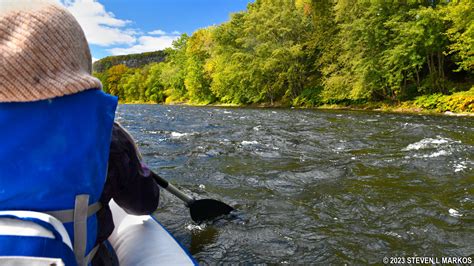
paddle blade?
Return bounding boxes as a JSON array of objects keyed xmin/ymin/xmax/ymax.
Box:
[{"xmin": 189, "ymin": 199, "xmax": 234, "ymax": 223}]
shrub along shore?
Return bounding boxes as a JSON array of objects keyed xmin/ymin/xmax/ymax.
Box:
[
  {"xmin": 94, "ymin": 0, "xmax": 473, "ymax": 114},
  {"xmin": 119, "ymin": 89, "xmax": 474, "ymax": 116}
]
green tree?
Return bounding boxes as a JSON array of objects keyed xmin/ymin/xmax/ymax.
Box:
[
  {"xmin": 160, "ymin": 35, "xmax": 189, "ymax": 103},
  {"xmin": 442, "ymin": 0, "xmax": 474, "ymax": 72},
  {"xmin": 144, "ymin": 63, "xmax": 166, "ymax": 103},
  {"xmin": 210, "ymin": 0, "xmax": 316, "ymax": 104},
  {"xmin": 184, "ymin": 28, "xmax": 215, "ymax": 103},
  {"xmin": 120, "ymin": 69, "xmax": 143, "ymax": 102},
  {"xmin": 105, "ymin": 64, "xmax": 129, "ymax": 100}
]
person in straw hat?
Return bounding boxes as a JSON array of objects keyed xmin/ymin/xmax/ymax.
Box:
[{"xmin": 0, "ymin": 1, "xmax": 160, "ymax": 265}]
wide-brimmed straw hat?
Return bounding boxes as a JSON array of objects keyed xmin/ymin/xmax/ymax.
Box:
[{"xmin": 0, "ymin": 0, "xmax": 101, "ymax": 102}]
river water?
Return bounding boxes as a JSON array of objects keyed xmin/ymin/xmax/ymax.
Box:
[{"xmin": 116, "ymin": 105, "xmax": 473, "ymax": 264}]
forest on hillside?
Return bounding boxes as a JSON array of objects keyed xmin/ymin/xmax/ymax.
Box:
[
  {"xmin": 93, "ymin": 0, "xmax": 474, "ymax": 112},
  {"xmin": 93, "ymin": 51, "xmax": 167, "ymax": 72}
]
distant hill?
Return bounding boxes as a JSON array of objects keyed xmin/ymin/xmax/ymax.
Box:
[{"xmin": 93, "ymin": 50, "xmax": 168, "ymax": 73}]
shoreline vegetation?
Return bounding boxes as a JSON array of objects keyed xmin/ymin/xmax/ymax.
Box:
[
  {"xmin": 121, "ymin": 91, "xmax": 474, "ymax": 116},
  {"xmin": 94, "ymin": 0, "xmax": 473, "ymax": 114}
]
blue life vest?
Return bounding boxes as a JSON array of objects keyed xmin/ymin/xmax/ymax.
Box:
[
  {"xmin": 0, "ymin": 210, "xmax": 78, "ymax": 265},
  {"xmin": 0, "ymin": 89, "xmax": 117, "ymax": 265}
]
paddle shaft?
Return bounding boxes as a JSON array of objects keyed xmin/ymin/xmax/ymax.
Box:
[{"xmin": 151, "ymin": 172, "xmax": 195, "ymax": 206}]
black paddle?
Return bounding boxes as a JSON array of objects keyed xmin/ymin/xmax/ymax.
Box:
[{"xmin": 150, "ymin": 172, "xmax": 234, "ymax": 223}]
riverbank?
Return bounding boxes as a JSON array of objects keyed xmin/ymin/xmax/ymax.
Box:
[
  {"xmin": 120, "ymin": 101, "xmax": 473, "ymax": 116},
  {"xmin": 122, "ymin": 101, "xmax": 473, "ymax": 117},
  {"xmin": 119, "ymin": 90, "xmax": 474, "ymax": 116},
  {"xmin": 316, "ymin": 103, "xmax": 473, "ymax": 116},
  {"xmin": 314, "ymin": 90, "xmax": 474, "ymax": 116}
]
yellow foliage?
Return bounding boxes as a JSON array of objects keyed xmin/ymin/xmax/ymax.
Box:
[
  {"xmin": 414, "ymin": 88, "xmax": 474, "ymax": 113},
  {"xmin": 295, "ymin": 0, "xmax": 312, "ymax": 15}
]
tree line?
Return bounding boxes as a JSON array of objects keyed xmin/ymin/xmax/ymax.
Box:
[{"xmin": 94, "ymin": 0, "xmax": 473, "ymax": 108}]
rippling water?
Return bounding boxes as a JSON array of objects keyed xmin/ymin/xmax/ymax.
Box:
[{"xmin": 115, "ymin": 105, "xmax": 473, "ymax": 264}]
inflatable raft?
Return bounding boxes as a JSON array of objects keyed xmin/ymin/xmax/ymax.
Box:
[
  {"xmin": 0, "ymin": 201, "xmax": 196, "ymax": 265},
  {"xmin": 108, "ymin": 200, "xmax": 197, "ymax": 266}
]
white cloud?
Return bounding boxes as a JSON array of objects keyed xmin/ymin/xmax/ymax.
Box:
[
  {"xmin": 108, "ymin": 35, "xmax": 179, "ymax": 55},
  {"xmin": 61, "ymin": 0, "xmax": 136, "ymax": 46},
  {"xmin": 59, "ymin": 0, "xmax": 180, "ymax": 55},
  {"xmin": 92, "ymin": 57, "xmax": 99, "ymax": 62},
  {"xmin": 148, "ymin": 29, "xmax": 167, "ymax": 35}
]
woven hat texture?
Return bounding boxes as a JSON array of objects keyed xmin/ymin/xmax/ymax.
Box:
[{"xmin": 0, "ymin": 1, "xmax": 101, "ymax": 102}]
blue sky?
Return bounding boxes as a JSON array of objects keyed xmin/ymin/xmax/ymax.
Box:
[{"xmin": 60, "ymin": 0, "xmax": 253, "ymax": 60}]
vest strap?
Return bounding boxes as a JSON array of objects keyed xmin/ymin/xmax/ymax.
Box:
[
  {"xmin": 44, "ymin": 197, "xmax": 102, "ymax": 265},
  {"xmin": 74, "ymin": 195, "xmax": 89, "ymax": 266},
  {"xmin": 45, "ymin": 201, "xmax": 102, "ymax": 223}
]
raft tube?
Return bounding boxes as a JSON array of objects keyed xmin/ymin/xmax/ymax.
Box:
[{"xmin": 108, "ymin": 201, "xmax": 197, "ymax": 266}]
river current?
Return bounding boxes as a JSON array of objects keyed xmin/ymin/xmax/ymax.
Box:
[{"xmin": 116, "ymin": 105, "xmax": 473, "ymax": 264}]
